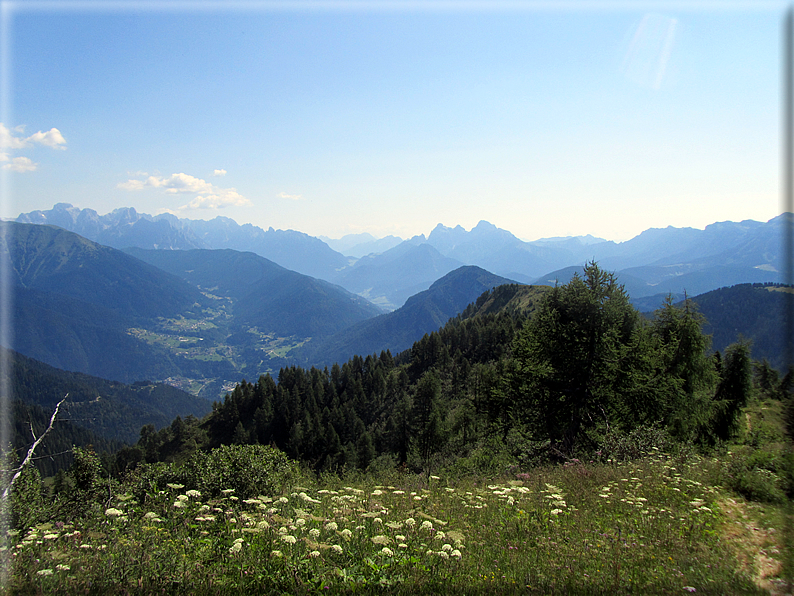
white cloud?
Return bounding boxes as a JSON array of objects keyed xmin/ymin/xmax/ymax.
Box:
[
  {"xmin": 0, "ymin": 123, "xmax": 66, "ymax": 150},
  {"xmin": 213, "ymin": 169, "xmax": 227, "ymax": 177},
  {"xmin": 3, "ymin": 157, "xmax": 38, "ymax": 173},
  {"xmin": 118, "ymin": 171, "xmax": 250, "ymax": 210},
  {"xmin": 0, "ymin": 123, "xmax": 65, "ymax": 173},
  {"xmin": 26, "ymin": 128, "xmax": 67, "ymax": 149},
  {"xmin": 278, "ymin": 192, "xmax": 303, "ymax": 201}
]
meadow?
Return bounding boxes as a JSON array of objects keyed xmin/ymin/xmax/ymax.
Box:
[{"xmin": 6, "ymin": 448, "xmax": 789, "ymax": 595}]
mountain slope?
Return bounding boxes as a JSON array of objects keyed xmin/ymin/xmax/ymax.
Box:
[
  {"xmin": 182, "ymin": 217, "xmax": 349, "ymax": 282},
  {"xmin": 2, "ymin": 221, "xmax": 207, "ymax": 320},
  {"xmin": 685, "ymin": 283, "xmax": 791, "ymax": 371},
  {"xmin": 123, "ymin": 248, "xmax": 383, "ymax": 338},
  {"xmin": 302, "ymin": 266, "xmax": 521, "ymax": 366},
  {"xmin": 2, "ymin": 222, "xmax": 215, "ymax": 383},
  {"xmin": 330, "ymin": 242, "xmax": 465, "ymax": 310},
  {"xmin": 6, "ymin": 348, "xmax": 213, "ymax": 474}
]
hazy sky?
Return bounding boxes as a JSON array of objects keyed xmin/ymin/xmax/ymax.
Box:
[{"xmin": 0, "ymin": 1, "xmax": 786, "ymax": 242}]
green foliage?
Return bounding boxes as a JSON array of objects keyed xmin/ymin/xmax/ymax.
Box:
[
  {"xmin": 173, "ymin": 444, "xmax": 299, "ymax": 499},
  {"xmin": 9, "ymin": 462, "xmax": 45, "ymax": 530},
  {"xmin": 723, "ymin": 446, "xmax": 787, "ymax": 504},
  {"xmin": 650, "ymin": 295, "xmax": 718, "ymax": 440},
  {"xmin": 7, "ymin": 452, "xmax": 773, "ymax": 595},
  {"xmin": 598, "ymin": 424, "xmax": 670, "ymax": 462},
  {"xmin": 504, "ymin": 263, "xmax": 666, "ymax": 456},
  {"xmin": 69, "ymin": 447, "xmax": 103, "ymax": 494},
  {"xmin": 711, "ymin": 341, "xmax": 753, "ymax": 442}
]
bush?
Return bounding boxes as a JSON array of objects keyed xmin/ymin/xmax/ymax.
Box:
[
  {"xmin": 724, "ymin": 446, "xmax": 787, "ymax": 504},
  {"xmin": 174, "ymin": 444, "xmax": 299, "ymax": 499},
  {"xmin": 10, "ymin": 463, "xmax": 44, "ymax": 529},
  {"xmin": 598, "ymin": 424, "xmax": 669, "ymax": 462}
]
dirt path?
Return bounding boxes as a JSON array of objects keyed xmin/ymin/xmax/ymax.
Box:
[{"xmin": 718, "ymin": 496, "xmax": 791, "ymax": 595}]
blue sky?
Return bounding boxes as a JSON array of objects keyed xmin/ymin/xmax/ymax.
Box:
[{"xmin": 0, "ymin": 1, "xmax": 785, "ymax": 242}]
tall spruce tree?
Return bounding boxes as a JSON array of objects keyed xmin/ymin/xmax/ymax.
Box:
[{"xmin": 505, "ymin": 262, "xmax": 649, "ymax": 456}]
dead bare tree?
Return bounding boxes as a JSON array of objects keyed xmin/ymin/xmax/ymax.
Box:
[{"xmin": 1, "ymin": 395, "xmax": 67, "ymax": 501}]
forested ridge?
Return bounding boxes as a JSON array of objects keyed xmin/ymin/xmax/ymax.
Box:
[{"xmin": 107, "ymin": 264, "xmax": 788, "ymax": 478}]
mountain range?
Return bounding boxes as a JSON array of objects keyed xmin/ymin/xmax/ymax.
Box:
[
  {"xmin": 4, "ymin": 222, "xmax": 541, "ymax": 392},
  {"xmin": 16, "ymin": 205, "xmax": 790, "ymax": 312}
]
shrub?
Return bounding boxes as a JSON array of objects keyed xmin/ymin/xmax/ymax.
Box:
[
  {"xmin": 10, "ymin": 463, "xmax": 44, "ymax": 529},
  {"xmin": 724, "ymin": 446, "xmax": 786, "ymax": 504},
  {"xmin": 598, "ymin": 424, "xmax": 669, "ymax": 462},
  {"xmin": 174, "ymin": 444, "xmax": 299, "ymax": 498}
]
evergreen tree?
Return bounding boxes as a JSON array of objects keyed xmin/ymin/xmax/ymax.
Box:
[
  {"xmin": 711, "ymin": 341, "xmax": 753, "ymax": 442},
  {"xmin": 506, "ymin": 262, "xmax": 652, "ymax": 456}
]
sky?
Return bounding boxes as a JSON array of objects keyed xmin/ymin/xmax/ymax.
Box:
[{"xmin": 0, "ymin": 1, "xmax": 787, "ymax": 242}]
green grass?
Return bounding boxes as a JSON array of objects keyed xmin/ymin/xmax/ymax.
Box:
[{"xmin": 7, "ymin": 452, "xmax": 782, "ymax": 595}]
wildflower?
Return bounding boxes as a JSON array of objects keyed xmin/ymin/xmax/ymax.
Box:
[
  {"xmin": 309, "ymin": 550, "xmax": 321, "ymax": 558},
  {"xmin": 405, "ymin": 518, "xmax": 416, "ymax": 527},
  {"xmin": 331, "ymin": 544, "xmax": 343, "ymax": 554},
  {"xmin": 221, "ymin": 489, "xmax": 235, "ymax": 495},
  {"xmin": 393, "ymin": 490, "xmax": 405, "ymax": 494},
  {"xmin": 56, "ymin": 564, "xmax": 70, "ymax": 571},
  {"xmin": 683, "ymin": 588, "xmax": 696, "ymax": 593},
  {"xmin": 166, "ymin": 483, "xmax": 184, "ymax": 490},
  {"xmin": 278, "ymin": 497, "xmax": 289, "ymax": 504},
  {"xmin": 296, "ymin": 518, "xmax": 306, "ymax": 527},
  {"xmin": 186, "ymin": 490, "xmax": 201, "ymax": 498},
  {"xmin": 271, "ymin": 550, "xmax": 283, "ymax": 557},
  {"xmin": 550, "ymin": 509, "xmax": 563, "ymax": 516},
  {"xmin": 325, "ymin": 521, "xmax": 338, "ymax": 531},
  {"xmin": 371, "ymin": 535, "xmax": 390, "ymax": 545},
  {"xmin": 105, "ymin": 508, "xmax": 124, "ymax": 517},
  {"xmin": 278, "ymin": 527, "xmax": 288, "ymax": 534},
  {"xmin": 451, "ymin": 549, "xmax": 462, "ymax": 558},
  {"xmin": 340, "ymin": 529, "xmax": 353, "ymax": 538},
  {"xmin": 280, "ymin": 535, "xmax": 297, "ymax": 544},
  {"xmin": 395, "ymin": 534, "xmax": 406, "ymax": 542},
  {"xmin": 437, "ymin": 551, "xmax": 450, "ymax": 559},
  {"xmin": 420, "ymin": 521, "xmax": 433, "ymax": 531},
  {"xmin": 177, "ymin": 495, "xmax": 189, "ymax": 502},
  {"xmin": 381, "ymin": 547, "xmax": 394, "ymax": 556},
  {"xmin": 430, "ymin": 475, "xmax": 440, "ymax": 480},
  {"xmin": 372, "ymin": 489, "xmax": 383, "ymax": 496},
  {"xmin": 373, "ymin": 518, "xmax": 382, "ymax": 524},
  {"xmin": 442, "ymin": 544, "xmax": 452, "ymax": 552},
  {"xmin": 43, "ymin": 533, "xmax": 59, "ymax": 540},
  {"xmin": 229, "ymin": 542, "xmax": 243, "ymax": 554},
  {"xmin": 398, "ymin": 543, "xmax": 408, "ymax": 549},
  {"xmin": 413, "ymin": 496, "xmax": 422, "ymax": 501},
  {"xmin": 36, "ymin": 569, "xmax": 53, "ymax": 576},
  {"xmin": 309, "ymin": 528, "xmax": 321, "ymax": 538}
]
